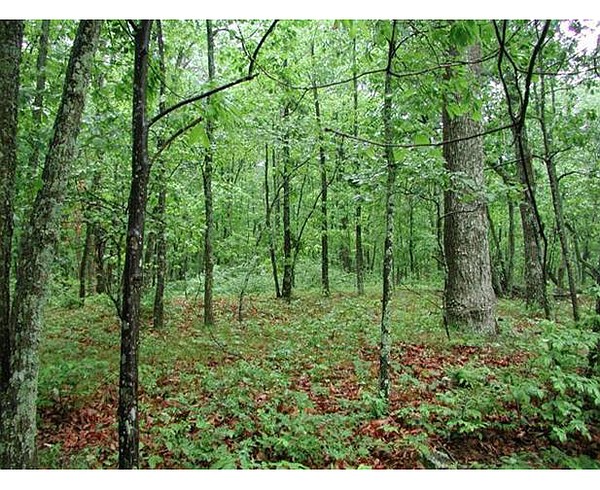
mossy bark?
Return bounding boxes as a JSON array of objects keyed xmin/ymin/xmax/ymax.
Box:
[
  {"xmin": 0, "ymin": 20, "xmax": 101, "ymax": 469},
  {"xmin": 379, "ymin": 21, "xmax": 398, "ymax": 407}
]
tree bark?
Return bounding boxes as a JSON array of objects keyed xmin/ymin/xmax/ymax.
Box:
[
  {"xmin": 119, "ymin": 20, "xmax": 152, "ymax": 470},
  {"xmin": 0, "ymin": 20, "xmax": 23, "ymax": 427},
  {"xmin": 28, "ymin": 20, "xmax": 50, "ymax": 176},
  {"xmin": 514, "ymin": 126, "xmax": 550, "ymax": 315},
  {"xmin": 202, "ymin": 19, "xmax": 216, "ymax": 325},
  {"xmin": 379, "ymin": 20, "xmax": 398, "ymax": 407},
  {"xmin": 1, "ymin": 20, "xmax": 101, "ymax": 469},
  {"xmin": 442, "ymin": 43, "xmax": 497, "ymax": 335}
]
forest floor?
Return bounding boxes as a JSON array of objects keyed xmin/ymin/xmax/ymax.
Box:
[{"xmin": 36, "ymin": 283, "xmax": 600, "ymax": 469}]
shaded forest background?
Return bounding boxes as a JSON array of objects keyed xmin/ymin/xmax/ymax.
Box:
[{"xmin": 0, "ymin": 18, "xmax": 599, "ymax": 469}]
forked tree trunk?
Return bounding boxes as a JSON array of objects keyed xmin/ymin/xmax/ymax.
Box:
[
  {"xmin": 0, "ymin": 20, "xmax": 101, "ymax": 468},
  {"xmin": 119, "ymin": 20, "xmax": 152, "ymax": 470},
  {"xmin": 537, "ymin": 71, "xmax": 579, "ymax": 322},
  {"xmin": 442, "ymin": 43, "xmax": 497, "ymax": 335}
]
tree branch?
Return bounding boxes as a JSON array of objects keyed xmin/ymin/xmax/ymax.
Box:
[
  {"xmin": 324, "ymin": 123, "xmax": 515, "ymax": 149},
  {"xmin": 148, "ymin": 20, "xmax": 278, "ymax": 129}
]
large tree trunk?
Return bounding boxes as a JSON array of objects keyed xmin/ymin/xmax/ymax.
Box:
[
  {"xmin": 379, "ymin": 20, "xmax": 398, "ymax": 408},
  {"xmin": 202, "ymin": 19, "xmax": 216, "ymax": 325},
  {"xmin": 0, "ymin": 20, "xmax": 101, "ymax": 468},
  {"xmin": 119, "ymin": 20, "xmax": 152, "ymax": 470},
  {"xmin": 442, "ymin": 43, "xmax": 497, "ymax": 335},
  {"xmin": 0, "ymin": 21, "xmax": 23, "ymax": 439}
]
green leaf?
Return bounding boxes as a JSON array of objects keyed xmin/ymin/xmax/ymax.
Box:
[
  {"xmin": 188, "ymin": 125, "xmax": 209, "ymax": 148},
  {"xmin": 413, "ymin": 134, "xmax": 430, "ymax": 146}
]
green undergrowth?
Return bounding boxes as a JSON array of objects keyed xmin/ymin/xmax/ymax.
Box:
[{"xmin": 37, "ymin": 281, "xmax": 600, "ymax": 469}]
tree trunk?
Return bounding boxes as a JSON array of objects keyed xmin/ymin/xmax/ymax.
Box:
[
  {"xmin": 203, "ymin": 19, "xmax": 216, "ymax": 325},
  {"xmin": 1, "ymin": 20, "xmax": 101, "ymax": 469},
  {"xmin": 514, "ymin": 126, "xmax": 550, "ymax": 315},
  {"xmin": 28, "ymin": 20, "xmax": 50, "ymax": 177},
  {"xmin": 311, "ymin": 43, "xmax": 329, "ymax": 296},
  {"xmin": 119, "ymin": 20, "xmax": 152, "ymax": 470},
  {"xmin": 538, "ymin": 71, "xmax": 579, "ymax": 322},
  {"xmin": 442, "ymin": 43, "xmax": 497, "ymax": 335},
  {"xmin": 264, "ymin": 144, "xmax": 281, "ymax": 298},
  {"xmin": 78, "ymin": 221, "xmax": 94, "ymax": 302},
  {"xmin": 379, "ymin": 20, "xmax": 398, "ymax": 407},
  {"xmin": 281, "ymin": 102, "xmax": 293, "ymax": 302},
  {"xmin": 353, "ymin": 38, "xmax": 365, "ymax": 295},
  {"xmin": 153, "ymin": 20, "xmax": 167, "ymax": 330},
  {"xmin": 0, "ymin": 22, "xmax": 23, "ymax": 448}
]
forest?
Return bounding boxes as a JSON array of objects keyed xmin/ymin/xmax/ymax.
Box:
[{"xmin": 0, "ymin": 18, "xmax": 599, "ymax": 470}]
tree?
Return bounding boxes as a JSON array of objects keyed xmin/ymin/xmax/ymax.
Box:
[
  {"xmin": 442, "ymin": 39, "xmax": 497, "ymax": 335},
  {"xmin": 203, "ymin": 19, "xmax": 216, "ymax": 325},
  {"xmin": 494, "ymin": 20, "xmax": 552, "ymax": 317},
  {"xmin": 310, "ymin": 40, "xmax": 330, "ymax": 296},
  {"xmin": 152, "ymin": 20, "xmax": 168, "ymax": 330},
  {"xmin": 118, "ymin": 20, "xmax": 152, "ymax": 470},
  {"xmin": 0, "ymin": 24, "xmax": 24, "ymax": 464},
  {"xmin": 379, "ymin": 20, "xmax": 398, "ymax": 407},
  {"xmin": 0, "ymin": 19, "xmax": 101, "ymax": 468}
]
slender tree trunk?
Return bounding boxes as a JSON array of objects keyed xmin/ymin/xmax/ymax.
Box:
[
  {"xmin": 353, "ymin": 38, "xmax": 365, "ymax": 295},
  {"xmin": 28, "ymin": 20, "xmax": 50, "ymax": 176},
  {"xmin": 538, "ymin": 72, "xmax": 579, "ymax": 322},
  {"xmin": 492, "ymin": 163, "xmax": 516, "ymax": 293},
  {"xmin": 264, "ymin": 144, "xmax": 281, "ymax": 298},
  {"xmin": 379, "ymin": 20, "xmax": 398, "ymax": 407},
  {"xmin": 442, "ymin": 43, "xmax": 497, "ymax": 335},
  {"xmin": 281, "ymin": 103, "xmax": 293, "ymax": 302},
  {"xmin": 94, "ymin": 228, "xmax": 107, "ymax": 294},
  {"xmin": 495, "ymin": 20, "xmax": 551, "ymax": 317},
  {"xmin": 203, "ymin": 19, "xmax": 216, "ymax": 325},
  {"xmin": 514, "ymin": 126, "xmax": 550, "ymax": 315},
  {"xmin": 78, "ymin": 221, "xmax": 94, "ymax": 302},
  {"xmin": 119, "ymin": 20, "xmax": 152, "ymax": 470},
  {"xmin": 0, "ymin": 22, "xmax": 23, "ymax": 445},
  {"xmin": 311, "ymin": 43, "xmax": 329, "ymax": 296},
  {"xmin": 153, "ymin": 20, "xmax": 167, "ymax": 329},
  {"xmin": 1, "ymin": 20, "xmax": 100, "ymax": 469}
]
